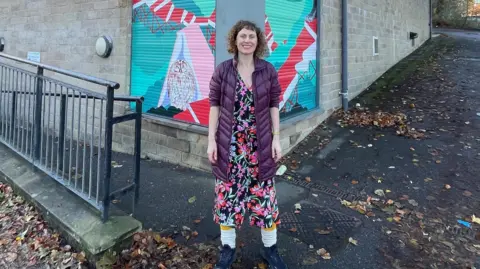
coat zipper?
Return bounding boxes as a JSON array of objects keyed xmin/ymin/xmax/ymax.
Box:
[{"xmin": 251, "ymin": 70, "xmax": 263, "ymax": 181}]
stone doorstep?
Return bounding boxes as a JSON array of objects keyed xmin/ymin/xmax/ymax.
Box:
[{"xmin": 0, "ymin": 144, "xmax": 142, "ymax": 262}]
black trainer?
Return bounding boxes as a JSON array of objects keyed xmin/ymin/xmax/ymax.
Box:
[
  {"xmin": 214, "ymin": 245, "xmax": 236, "ymax": 269},
  {"xmin": 262, "ymin": 244, "xmax": 288, "ymax": 269}
]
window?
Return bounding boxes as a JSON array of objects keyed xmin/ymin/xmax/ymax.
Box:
[{"xmin": 373, "ymin": 36, "xmax": 379, "ymax": 56}]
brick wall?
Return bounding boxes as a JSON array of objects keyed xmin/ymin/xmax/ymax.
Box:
[
  {"xmin": 320, "ymin": 0, "xmax": 430, "ymax": 111},
  {"xmin": 0, "ymin": 0, "xmax": 131, "ymax": 97}
]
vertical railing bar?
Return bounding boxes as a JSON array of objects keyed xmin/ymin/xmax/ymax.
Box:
[
  {"xmin": 7, "ymin": 69, "xmax": 11, "ymax": 142},
  {"xmin": 88, "ymin": 98, "xmax": 95, "ymax": 199},
  {"xmin": 46, "ymin": 81, "xmax": 51, "ymax": 170},
  {"xmin": 34, "ymin": 67, "xmax": 44, "ymax": 163},
  {"xmin": 22, "ymin": 73, "xmax": 27, "ymax": 154},
  {"xmin": 133, "ymin": 100, "xmax": 142, "ymax": 216},
  {"xmin": 40, "ymin": 79, "xmax": 47, "ymax": 166},
  {"xmin": 50, "ymin": 83, "xmax": 56, "ymax": 172},
  {"xmin": 102, "ymin": 86, "xmax": 114, "ymax": 222},
  {"xmin": 19, "ymin": 72, "xmax": 23, "ymax": 152},
  {"xmin": 75, "ymin": 93, "xmax": 81, "ymax": 189},
  {"xmin": 10, "ymin": 88, "xmax": 16, "ymax": 148},
  {"xmin": 82, "ymin": 95, "xmax": 88, "ymax": 194},
  {"xmin": 29, "ymin": 74, "xmax": 35, "ymax": 160},
  {"xmin": 58, "ymin": 86, "xmax": 66, "ymax": 177},
  {"xmin": 68, "ymin": 88, "xmax": 74, "ymax": 185},
  {"xmin": 7, "ymin": 69, "xmax": 11, "ymax": 144},
  {"xmin": 0, "ymin": 66, "xmax": 4, "ymax": 139},
  {"xmin": 96, "ymin": 99, "xmax": 104, "ymax": 204},
  {"xmin": 13, "ymin": 70, "xmax": 18, "ymax": 148}
]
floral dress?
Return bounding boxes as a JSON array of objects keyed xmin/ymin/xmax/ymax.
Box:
[{"xmin": 213, "ymin": 71, "xmax": 280, "ymax": 229}]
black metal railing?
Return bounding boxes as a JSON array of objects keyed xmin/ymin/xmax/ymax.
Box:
[{"xmin": 0, "ymin": 53, "xmax": 143, "ymax": 222}]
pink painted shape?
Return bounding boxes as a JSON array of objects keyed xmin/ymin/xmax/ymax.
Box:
[{"xmin": 180, "ymin": 24, "xmax": 214, "ymax": 99}]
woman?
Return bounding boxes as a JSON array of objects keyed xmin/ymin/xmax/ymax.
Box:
[{"xmin": 207, "ymin": 20, "xmax": 288, "ymax": 269}]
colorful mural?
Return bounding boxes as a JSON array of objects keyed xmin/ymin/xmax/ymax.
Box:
[{"xmin": 131, "ymin": 0, "xmax": 318, "ymax": 125}]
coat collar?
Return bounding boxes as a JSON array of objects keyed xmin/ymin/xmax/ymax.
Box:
[{"xmin": 231, "ymin": 55, "xmax": 267, "ymax": 72}]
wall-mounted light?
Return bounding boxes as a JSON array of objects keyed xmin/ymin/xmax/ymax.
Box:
[
  {"xmin": 95, "ymin": 35, "xmax": 113, "ymax": 58},
  {"xmin": 0, "ymin": 37, "xmax": 5, "ymax": 52},
  {"xmin": 409, "ymin": 32, "xmax": 418, "ymax": 46}
]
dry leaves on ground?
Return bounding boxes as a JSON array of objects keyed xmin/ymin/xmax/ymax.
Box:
[
  {"xmin": 111, "ymin": 230, "xmax": 218, "ymax": 269},
  {"xmin": 334, "ymin": 109, "xmax": 425, "ymax": 139},
  {"xmin": 0, "ymin": 182, "xmax": 87, "ymax": 268}
]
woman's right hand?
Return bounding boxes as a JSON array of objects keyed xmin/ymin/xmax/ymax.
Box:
[{"xmin": 207, "ymin": 140, "xmax": 218, "ymax": 164}]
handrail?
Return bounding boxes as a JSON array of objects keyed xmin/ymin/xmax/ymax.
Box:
[{"xmin": 0, "ymin": 52, "xmax": 120, "ymax": 89}]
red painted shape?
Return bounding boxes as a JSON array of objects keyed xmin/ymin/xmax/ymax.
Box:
[{"xmin": 173, "ymin": 98, "xmax": 210, "ymax": 125}]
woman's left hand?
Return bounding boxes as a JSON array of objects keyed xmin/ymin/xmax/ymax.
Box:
[{"xmin": 272, "ymin": 138, "xmax": 282, "ymax": 162}]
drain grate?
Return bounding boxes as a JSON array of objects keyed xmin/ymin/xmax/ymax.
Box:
[
  {"xmin": 278, "ymin": 203, "xmax": 362, "ymax": 249},
  {"xmin": 278, "ymin": 171, "xmax": 360, "ymax": 201}
]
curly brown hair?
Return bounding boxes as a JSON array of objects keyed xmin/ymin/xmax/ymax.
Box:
[{"xmin": 227, "ymin": 20, "xmax": 267, "ymax": 59}]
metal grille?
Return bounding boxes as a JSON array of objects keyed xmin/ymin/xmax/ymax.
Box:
[
  {"xmin": 278, "ymin": 204, "xmax": 362, "ymax": 248},
  {"xmin": 279, "ymin": 171, "xmax": 360, "ymax": 201},
  {"xmin": 0, "ymin": 53, "xmax": 143, "ymax": 221}
]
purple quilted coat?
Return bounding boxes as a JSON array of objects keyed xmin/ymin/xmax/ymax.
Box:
[{"xmin": 209, "ymin": 57, "xmax": 281, "ymax": 182}]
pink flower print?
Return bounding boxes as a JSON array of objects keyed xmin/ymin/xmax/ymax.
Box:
[{"xmin": 256, "ymin": 220, "xmax": 265, "ymax": 228}]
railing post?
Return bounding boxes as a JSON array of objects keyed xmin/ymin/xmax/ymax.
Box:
[
  {"xmin": 10, "ymin": 91, "xmax": 16, "ymax": 143},
  {"xmin": 58, "ymin": 94, "xmax": 66, "ymax": 171},
  {"xmin": 102, "ymin": 86, "xmax": 114, "ymax": 222},
  {"xmin": 132, "ymin": 100, "xmax": 142, "ymax": 215},
  {"xmin": 34, "ymin": 67, "xmax": 43, "ymax": 161}
]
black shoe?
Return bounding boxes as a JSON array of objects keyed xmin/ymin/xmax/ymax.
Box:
[
  {"xmin": 214, "ymin": 245, "xmax": 236, "ymax": 269},
  {"xmin": 262, "ymin": 244, "xmax": 288, "ymax": 269}
]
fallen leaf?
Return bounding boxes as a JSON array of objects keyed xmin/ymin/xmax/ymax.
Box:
[
  {"xmin": 348, "ymin": 237, "xmax": 358, "ymax": 246},
  {"xmin": 5, "ymin": 252, "xmax": 17, "ymax": 262},
  {"xmin": 314, "ymin": 229, "xmax": 331, "ymax": 235},
  {"xmin": 386, "ymin": 199, "xmax": 394, "ymax": 205},
  {"xmin": 424, "ymin": 177, "xmax": 433, "ymax": 182},
  {"xmin": 472, "ymin": 215, "xmax": 480, "ymax": 225},
  {"xmin": 258, "ymin": 262, "xmax": 268, "ymax": 269},
  {"xmin": 408, "ymin": 199, "xmax": 418, "ymax": 207},
  {"xmin": 194, "ymin": 219, "xmax": 202, "ymax": 224},
  {"xmin": 351, "ymin": 180, "xmax": 358, "ymax": 184},
  {"xmin": 188, "ymin": 196, "xmax": 197, "ymax": 203},
  {"xmin": 316, "ymin": 248, "xmax": 331, "ymax": 259},
  {"xmin": 289, "ymin": 227, "xmax": 297, "ymax": 233},
  {"xmin": 445, "ymin": 184, "xmax": 451, "ymax": 190},
  {"xmin": 463, "ymin": 190, "xmax": 472, "ymax": 197},
  {"xmin": 393, "ymin": 216, "xmax": 402, "ymax": 222},
  {"xmin": 435, "ymin": 160, "xmax": 442, "ymax": 164},
  {"xmin": 415, "ymin": 212, "xmax": 424, "ymax": 219},
  {"xmin": 305, "ymin": 177, "xmax": 311, "ymax": 183},
  {"xmin": 302, "ymin": 256, "xmax": 319, "ymax": 265},
  {"xmin": 374, "ymin": 189, "xmax": 385, "ymax": 197}
]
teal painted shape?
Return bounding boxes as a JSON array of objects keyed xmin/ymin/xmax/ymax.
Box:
[
  {"xmin": 265, "ymin": 0, "xmax": 318, "ymax": 116},
  {"xmin": 172, "ymin": 0, "xmax": 203, "ymax": 16}
]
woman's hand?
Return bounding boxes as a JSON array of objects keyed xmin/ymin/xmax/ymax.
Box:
[
  {"xmin": 272, "ymin": 137, "xmax": 282, "ymax": 162},
  {"xmin": 207, "ymin": 139, "xmax": 218, "ymax": 164}
]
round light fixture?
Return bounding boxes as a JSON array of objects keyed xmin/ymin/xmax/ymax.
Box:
[
  {"xmin": 95, "ymin": 35, "xmax": 113, "ymax": 58},
  {"xmin": 0, "ymin": 37, "xmax": 5, "ymax": 52}
]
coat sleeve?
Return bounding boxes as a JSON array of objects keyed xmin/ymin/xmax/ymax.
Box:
[
  {"xmin": 209, "ymin": 64, "xmax": 223, "ymax": 107},
  {"xmin": 269, "ymin": 65, "xmax": 281, "ymax": 108}
]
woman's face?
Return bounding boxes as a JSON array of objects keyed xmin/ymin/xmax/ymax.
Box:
[{"xmin": 236, "ymin": 28, "xmax": 257, "ymax": 56}]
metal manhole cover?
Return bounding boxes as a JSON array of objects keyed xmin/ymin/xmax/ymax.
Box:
[{"xmin": 278, "ymin": 203, "xmax": 362, "ymax": 250}]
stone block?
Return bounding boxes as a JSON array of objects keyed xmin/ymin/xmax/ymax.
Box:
[
  {"xmin": 157, "ymin": 144, "xmax": 183, "ymax": 162},
  {"xmin": 181, "ymin": 152, "xmax": 211, "ymax": 171}
]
